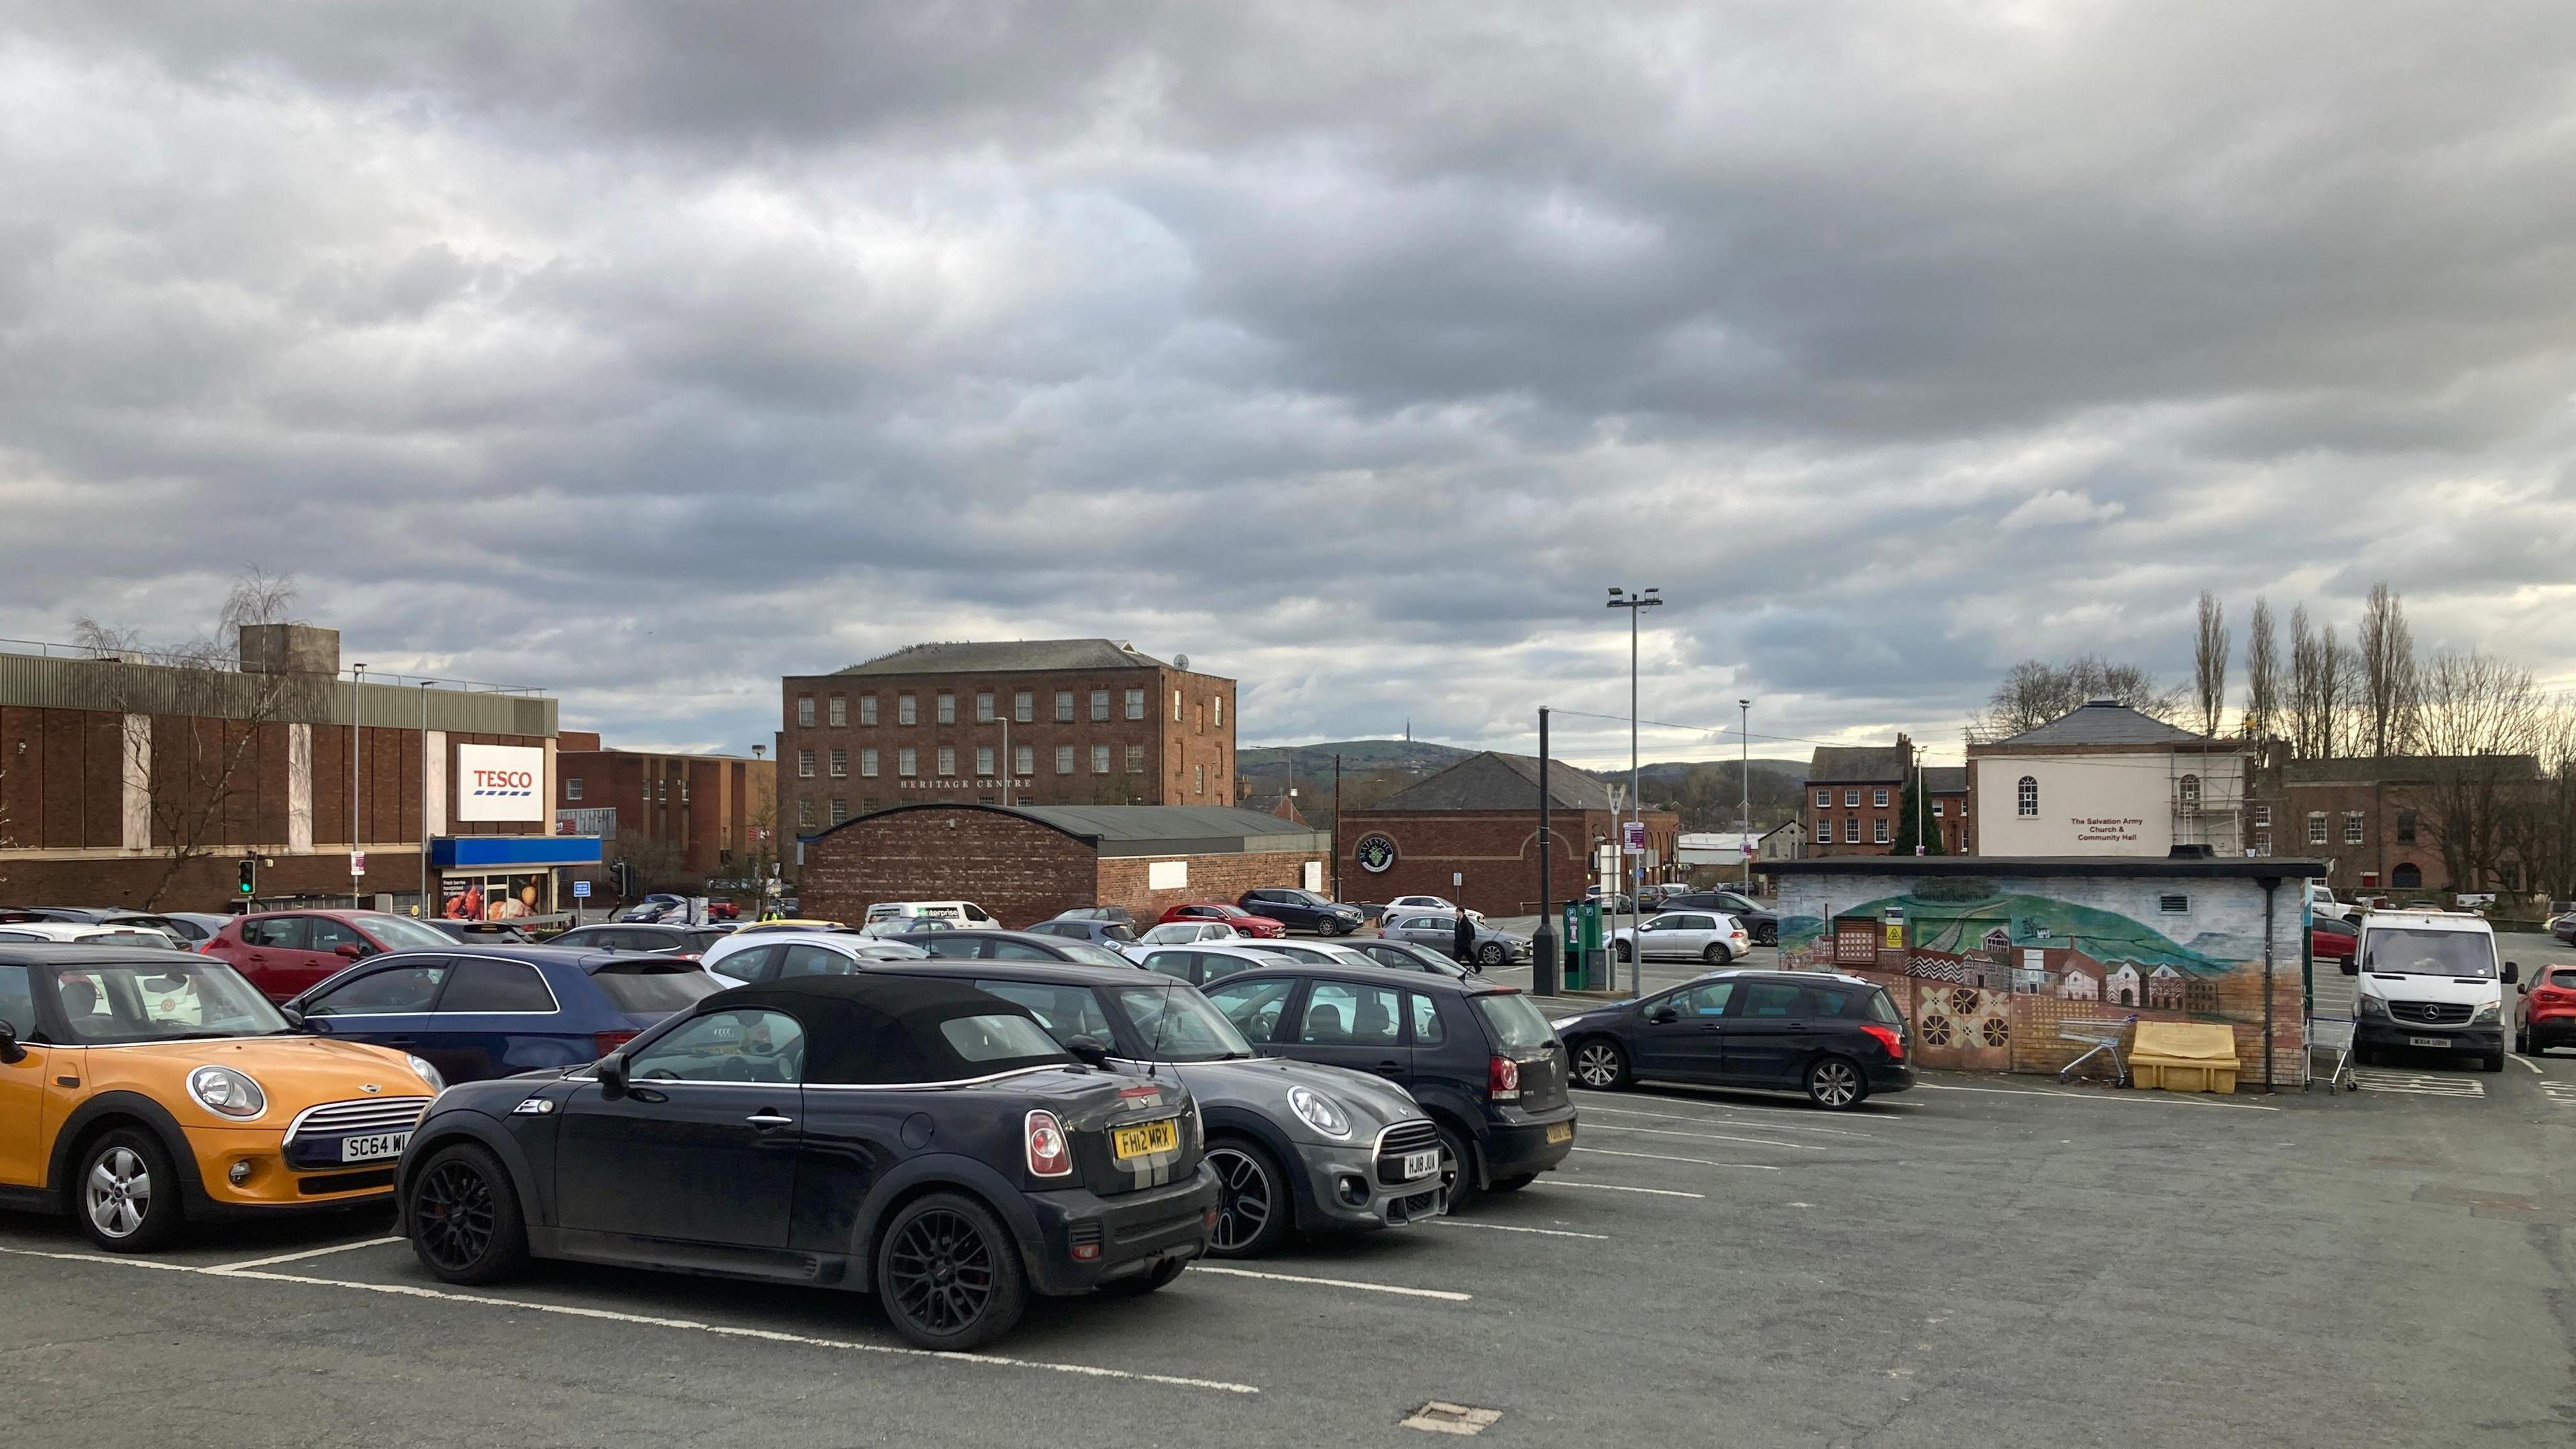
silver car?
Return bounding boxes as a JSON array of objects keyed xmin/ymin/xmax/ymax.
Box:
[
  {"xmin": 1382, "ymin": 912, "xmax": 1525, "ymax": 970},
  {"xmin": 881, "ymin": 959, "xmax": 1446, "ymax": 1256},
  {"xmin": 1610, "ymin": 910, "xmax": 1750, "ymax": 967}
]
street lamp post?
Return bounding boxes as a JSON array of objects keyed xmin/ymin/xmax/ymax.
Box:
[
  {"xmin": 419, "ymin": 681, "xmax": 435, "ymax": 916},
  {"xmin": 350, "ymin": 663, "xmax": 367, "ymax": 909},
  {"xmin": 1739, "ymin": 698, "xmax": 1752, "ymax": 896},
  {"xmin": 1607, "ymin": 588, "xmax": 1662, "ymax": 997}
]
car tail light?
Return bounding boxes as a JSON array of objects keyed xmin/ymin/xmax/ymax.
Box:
[
  {"xmin": 1859, "ymin": 1024, "xmax": 1904, "ymax": 1060},
  {"xmin": 1487, "ymin": 1055, "xmax": 1521, "ymax": 1102},
  {"xmin": 592, "ymin": 1030, "xmax": 639, "ymax": 1058},
  {"xmin": 1026, "ymin": 1110, "xmax": 1073, "ymax": 1178}
]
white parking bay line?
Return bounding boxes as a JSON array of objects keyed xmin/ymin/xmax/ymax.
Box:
[
  {"xmin": 1538, "ymin": 1181, "xmax": 1706, "ymax": 1199},
  {"xmin": 208, "ymin": 1236, "xmax": 405, "ymax": 1274},
  {"xmin": 1910, "ymin": 1082, "xmax": 2282, "ymax": 1112},
  {"xmin": 2351, "ymin": 1069, "xmax": 2487, "ymax": 1098},
  {"xmin": 0, "ymin": 1246, "xmax": 1259, "ymax": 1395},
  {"xmin": 1430, "ymin": 1220, "xmax": 1609, "ymax": 1241},
  {"xmin": 1572, "ymin": 1099, "xmax": 1877, "ymax": 1138},
  {"xmin": 1571, "ymin": 1146, "xmax": 1781, "ymax": 1171},
  {"xmin": 2512, "ymin": 1053, "xmax": 2543, "ymax": 1075},
  {"xmin": 1580, "ymin": 1123, "xmax": 1828, "ymax": 1152},
  {"xmin": 1193, "ymin": 1265, "xmax": 1472, "ymax": 1301}
]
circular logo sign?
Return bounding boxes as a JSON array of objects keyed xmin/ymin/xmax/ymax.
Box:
[{"xmin": 1354, "ymin": 833, "xmax": 1399, "ymax": 874}]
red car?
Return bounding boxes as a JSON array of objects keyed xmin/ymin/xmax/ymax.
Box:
[
  {"xmin": 2310, "ymin": 915, "xmax": 2357, "ymax": 963},
  {"xmin": 201, "ymin": 908, "xmax": 463, "ymax": 1002},
  {"xmin": 2520, "ymin": 964, "xmax": 2576, "ymax": 1056},
  {"xmin": 1156, "ymin": 902, "xmax": 1286, "ymax": 938}
]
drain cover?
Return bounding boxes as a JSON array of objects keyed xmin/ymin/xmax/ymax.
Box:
[{"xmin": 1401, "ymin": 1402, "xmax": 1503, "ymax": 1436}]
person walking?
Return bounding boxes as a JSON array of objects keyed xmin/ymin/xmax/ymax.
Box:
[{"xmin": 1452, "ymin": 908, "xmax": 1476, "ymax": 967}]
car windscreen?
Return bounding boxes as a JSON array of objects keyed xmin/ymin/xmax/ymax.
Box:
[
  {"xmin": 1470, "ymin": 991, "xmax": 1556, "ymax": 1049},
  {"xmin": 47, "ymin": 959, "xmax": 289, "ymax": 1042},
  {"xmin": 1109, "ymin": 983, "xmax": 1255, "ymax": 1062},
  {"xmin": 1054, "ymin": 941, "xmax": 1137, "ymax": 969},
  {"xmin": 2362, "ymin": 928, "xmax": 2498, "ymax": 978},
  {"xmin": 354, "ymin": 913, "xmax": 458, "ymax": 949},
  {"xmin": 592, "ymin": 963, "xmax": 729, "ymax": 1014}
]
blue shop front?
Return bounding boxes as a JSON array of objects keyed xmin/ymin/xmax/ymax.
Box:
[{"xmin": 430, "ymin": 834, "xmax": 603, "ymax": 922}]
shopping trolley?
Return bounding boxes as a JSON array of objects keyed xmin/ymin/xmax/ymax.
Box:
[
  {"xmin": 2056, "ymin": 1014, "xmax": 2138, "ymax": 1086},
  {"xmin": 2308, "ymin": 1018, "xmax": 2359, "ymax": 1092}
]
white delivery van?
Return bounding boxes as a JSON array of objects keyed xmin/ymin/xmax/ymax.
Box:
[
  {"xmin": 863, "ymin": 900, "xmax": 997, "ymax": 927},
  {"xmin": 2343, "ymin": 908, "xmax": 2520, "ymax": 1072}
]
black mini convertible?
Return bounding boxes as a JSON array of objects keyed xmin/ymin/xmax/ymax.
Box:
[{"xmin": 394, "ymin": 975, "xmax": 1219, "ymax": 1348}]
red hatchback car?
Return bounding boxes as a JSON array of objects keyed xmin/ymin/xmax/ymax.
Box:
[
  {"xmin": 1156, "ymin": 902, "xmax": 1286, "ymax": 938},
  {"xmin": 2519, "ymin": 963, "xmax": 2576, "ymax": 1056},
  {"xmin": 203, "ymin": 908, "xmax": 464, "ymax": 1002},
  {"xmin": 2310, "ymin": 916, "xmax": 2357, "ymax": 963}
]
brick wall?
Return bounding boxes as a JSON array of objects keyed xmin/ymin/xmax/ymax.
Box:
[
  {"xmin": 1335, "ymin": 807, "xmax": 1680, "ymax": 916},
  {"xmin": 1095, "ymin": 848, "xmax": 1319, "ymax": 924},
  {"xmin": 799, "ymin": 807, "xmax": 1098, "ymax": 928}
]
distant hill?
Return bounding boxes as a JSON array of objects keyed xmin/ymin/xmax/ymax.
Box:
[
  {"xmin": 1238, "ymin": 741, "xmax": 1809, "ymax": 834},
  {"xmin": 1236, "ymin": 740, "xmax": 1474, "ymax": 794}
]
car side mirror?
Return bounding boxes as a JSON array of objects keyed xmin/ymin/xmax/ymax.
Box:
[
  {"xmin": 0, "ymin": 1020, "xmax": 21, "ymax": 1063},
  {"xmin": 1063, "ymin": 1034, "xmax": 1113, "ymax": 1068},
  {"xmin": 596, "ymin": 1053, "xmax": 629, "ymax": 1100},
  {"xmin": 1647, "ymin": 1006, "xmax": 1678, "ymax": 1024},
  {"xmin": 2339, "ymin": 957, "xmax": 2359, "ymax": 977},
  {"xmin": 278, "ymin": 1008, "xmax": 305, "ymax": 1029},
  {"xmin": 335, "ymin": 943, "xmax": 365, "ymax": 961},
  {"xmin": 2504, "ymin": 963, "xmax": 2520, "ymax": 985}
]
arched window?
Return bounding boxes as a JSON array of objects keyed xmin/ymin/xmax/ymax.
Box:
[
  {"xmin": 2391, "ymin": 863, "xmax": 2423, "ymax": 889},
  {"xmin": 2178, "ymin": 774, "xmax": 2200, "ymax": 811},
  {"xmin": 2017, "ymin": 775, "xmax": 2038, "ymax": 817}
]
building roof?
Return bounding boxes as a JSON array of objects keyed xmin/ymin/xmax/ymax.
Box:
[
  {"xmin": 1807, "ymin": 744, "xmax": 1913, "ymax": 783},
  {"xmin": 1366, "ymin": 751, "xmax": 1619, "ymax": 812},
  {"xmin": 828, "ymin": 802, "xmax": 1327, "ymax": 857},
  {"xmin": 1770, "ymin": 855, "xmax": 2326, "ymax": 880},
  {"xmin": 1925, "ymin": 766, "xmax": 1968, "ymax": 794},
  {"xmin": 2279, "ymin": 755, "xmax": 2541, "ymax": 786},
  {"xmin": 1986, "ymin": 700, "xmax": 2210, "ymax": 749},
  {"xmin": 833, "ymin": 639, "xmax": 1173, "ymax": 677}
]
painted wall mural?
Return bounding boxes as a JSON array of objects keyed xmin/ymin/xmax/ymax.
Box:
[{"xmin": 1775, "ymin": 872, "xmax": 2306, "ymax": 1086}]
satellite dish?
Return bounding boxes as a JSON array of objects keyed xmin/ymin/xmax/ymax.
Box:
[{"xmin": 1173, "ymin": 653, "xmax": 1189, "ymax": 671}]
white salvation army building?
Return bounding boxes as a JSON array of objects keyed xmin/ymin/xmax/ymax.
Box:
[{"xmin": 1965, "ymin": 700, "xmax": 2253, "ymax": 859}]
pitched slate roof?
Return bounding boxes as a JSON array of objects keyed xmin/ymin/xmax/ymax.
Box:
[
  {"xmin": 1368, "ymin": 751, "xmax": 1619, "ymax": 812},
  {"xmin": 1807, "ymin": 745, "xmax": 1911, "ymax": 784},
  {"xmin": 1992, "ymin": 700, "xmax": 2208, "ymax": 747},
  {"xmin": 836, "ymin": 639, "xmax": 1169, "ymax": 676},
  {"xmin": 1924, "ymin": 766, "xmax": 1968, "ymax": 794}
]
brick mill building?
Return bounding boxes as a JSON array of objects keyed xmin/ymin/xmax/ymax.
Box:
[
  {"xmin": 1332, "ymin": 751, "xmax": 1679, "ymax": 918},
  {"xmin": 777, "ymin": 640, "xmax": 1238, "ymax": 842},
  {"xmin": 0, "ymin": 625, "xmax": 594, "ymax": 914},
  {"xmin": 798, "ymin": 803, "xmax": 1328, "ymax": 929},
  {"xmin": 554, "ymin": 732, "xmax": 779, "ymax": 894}
]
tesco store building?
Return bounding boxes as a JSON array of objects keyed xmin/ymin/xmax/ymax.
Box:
[{"xmin": 431, "ymin": 741, "xmax": 601, "ymax": 922}]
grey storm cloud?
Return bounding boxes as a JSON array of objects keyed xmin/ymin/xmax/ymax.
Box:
[{"xmin": 3, "ymin": 1, "xmax": 2575, "ymax": 765}]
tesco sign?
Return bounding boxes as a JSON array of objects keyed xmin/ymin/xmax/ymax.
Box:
[{"xmin": 455, "ymin": 743, "xmax": 546, "ymax": 822}]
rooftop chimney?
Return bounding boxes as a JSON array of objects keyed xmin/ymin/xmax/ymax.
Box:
[{"xmin": 237, "ymin": 623, "xmax": 341, "ymax": 676}]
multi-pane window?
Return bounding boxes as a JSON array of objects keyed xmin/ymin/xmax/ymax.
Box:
[
  {"xmin": 860, "ymin": 747, "xmax": 879, "ymax": 777},
  {"xmin": 976, "ymin": 692, "xmax": 994, "ymax": 723},
  {"xmin": 797, "ymin": 798, "xmax": 814, "ymax": 828},
  {"xmin": 2252, "ymin": 803, "xmax": 2271, "ymax": 826},
  {"xmin": 1092, "ymin": 745, "xmax": 1112, "ymax": 774},
  {"xmin": 1014, "ymin": 745, "xmax": 1034, "ymax": 776},
  {"xmin": 2178, "ymin": 774, "xmax": 2201, "ymax": 810},
  {"xmin": 796, "ymin": 696, "xmax": 815, "ymax": 727},
  {"xmin": 1874, "ymin": 818, "xmax": 1890, "ymax": 844},
  {"xmin": 1845, "ymin": 818, "xmax": 1862, "ymax": 844},
  {"xmin": 937, "ymin": 694, "xmax": 957, "ymax": 724},
  {"xmin": 1056, "ymin": 691, "xmax": 1075, "ymax": 722},
  {"xmin": 2307, "ymin": 812, "xmax": 2327, "ymax": 845},
  {"xmin": 1815, "ymin": 790, "xmax": 1830, "ymax": 808},
  {"xmin": 798, "ymin": 749, "xmax": 816, "ymax": 779},
  {"xmin": 827, "ymin": 696, "xmax": 846, "ymax": 727},
  {"xmin": 898, "ymin": 747, "xmax": 918, "ymax": 777},
  {"xmin": 1845, "ymin": 789, "xmax": 1860, "ymax": 808},
  {"xmin": 937, "ymin": 747, "xmax": 956, "ymax": 777},
  {"xmin": 1055, "ymin": 744, "xmax": 1076, "ymax": 774},
  {"xmin": 2343, "ymin": 812, "xmax": 2365, "ymax": 845},
  {"xmin": 2017, "ymin": 776, "xmax": 2038, "ymax": 817},
  {"xmin": 1127, "ymin": 688, "xmax": 1146, "ymax": 720},
  {"xmin": 655, "ymin": 780, "xmax": 666, "ymax": 802},
  {"xmin": 1931, "ymin": 800, "xmax": 1943, "ymax": 816},
  {"xmin": 859, "ymin": 695, "xmax": 878, "ymax": 726},
  {"xmin": 1091, "ymin": 690, "xmax": 1110, "ymax": 722},
  {"xmin": 566, "ymin": 778, "xmax": 584, "ymax": 801},
  {"xmin": 2254, "ymin": 832, "xmax": 2273, "ymax": 857},
  {"xmin": 976, "ymin": 745, "xmax": 996, "ymax": 776},
  {"xmin": 898, "ymin": 694, "xmax": 917, "ymax": 726},
  {"xmin": 1014, "ymin": 691, "xmax": 1034, "ymax": 724},
  {"xmin": 1873, "ymin": 788, "xmax": 1889, "ymax": 808},
  {"xmin": 2396, "ymin": 809, "xmax": 2418, "ymax": 844},
  {"xmin": 1125, "ymin": 743, "xmax": 1144, "ymax": 773},
  {"xmin": 829, "ymin": 747, "xmax": 847, "ymax": 777},
  {"xmin": 829, "ymin": 797, "xmax": 847, "ymax": 825}
]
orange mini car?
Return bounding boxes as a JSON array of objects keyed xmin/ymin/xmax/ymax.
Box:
[{"xmin": 0, "ymin": 942, "xmax": 443, "ymax": 1250}]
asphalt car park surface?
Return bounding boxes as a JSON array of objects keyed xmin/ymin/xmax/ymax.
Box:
[{"xmin": 11, "ymin": 1019, "xmax": 2576, "ymax": 1448}]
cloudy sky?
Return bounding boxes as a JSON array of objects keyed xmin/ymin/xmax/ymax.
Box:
[{"xmin": 7, "ymin": 2, "xmax": 2575, "ymax": 769}]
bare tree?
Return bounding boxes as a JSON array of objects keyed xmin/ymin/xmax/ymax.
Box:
[
  {"xmin": 2288, "ymin": 607, "xmax": 2350, "ymax": 759},
  {"xmin": 2318, "ymin": 624, "xmax": 2352, "ymax": 759},
  {"xmin": 2414, "ymin": 649, "xmax": 2544, "ymax": 892},
  {"xmin": 2504, "ymin": 702, "xmax": 2576, "ymax": 902},
  {"xmin": 2192, "ymin": 591, "xmax": 2230, "ymax": 737},
  {"xmin": 1983, "ymin": 655, "xmax": 2180, "ymax": 735},
  {"xmin": 2356, "ymin": 582, "xmax": 2418, "ymax": 759},
  {"xmin": 2242, "ymin": 596, "xmax": 2280, "ymax": 740}
]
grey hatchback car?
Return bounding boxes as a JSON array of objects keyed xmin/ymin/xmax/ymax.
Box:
[
  {"xmin": 879, "ymin": 958, "xmax": 1446, "ymax": 1256},
  {"xmin": 1381, "ymin": 912, "xmax": 1525, "ymax": 970}
]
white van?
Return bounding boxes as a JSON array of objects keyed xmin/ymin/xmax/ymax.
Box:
[
  {"xmin": 2343, "ymin": 908, "xmax": 2519, "ymax": 1072},
  {"xmin": 863, "ymin": 900, "xmax": 998, "ymax": 928}
]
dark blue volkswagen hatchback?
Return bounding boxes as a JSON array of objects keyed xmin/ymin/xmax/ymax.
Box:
[{"xmin": 286, "ymin": 946, "xmax": 725, "ymax": 1085}]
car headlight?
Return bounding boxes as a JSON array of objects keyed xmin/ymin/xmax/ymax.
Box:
[
  {"xmin": 1286, "ymin": 1085, "xmax": 1352, "ymax": 1140},
  {"xmin": 407, "ymin": 1055, "xmax": 447, "ymax": 1092},
  {"xmin": 186, "ymin": 1065, "xmax": 266, "ymax": 1119},
  {"xmin": 2359, "ymin": 996, "xmax": 2389, "ymax": 1018},
  {"xmin": 1551, "ymin": 1015, "xmax": 1589, "ymax": 1029},
  {"xmin": 2471, "ymin": 1002, "xmax": 2501, "ymax": 1025}
]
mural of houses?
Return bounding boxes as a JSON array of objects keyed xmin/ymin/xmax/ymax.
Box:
[
  {"xmin": 2058, "ymin": 955, "xmax": 2104, "ymax": 1001},
  {"xmin": 2147, "ymin": 964, "xmax": 2187, "ymax": 1011},
  {"xmin": 2105, "ymin": 963, "xmax": 2141, "ymax": 1007}
]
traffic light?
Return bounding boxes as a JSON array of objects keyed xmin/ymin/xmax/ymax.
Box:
[{"xmin": 236, "ymin": 857, "xmax": 257, "ymax": 896}]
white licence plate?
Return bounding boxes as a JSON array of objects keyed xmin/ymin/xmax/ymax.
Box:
[
  {"xmin": 2406, "ymin": 1036, "xmax": 2452, "ymax": 1049},
  {"xmin": 1401, "ymin": 1150, "xmax": 1440, "ymax": 1181},
  {"xmin": 341, "ymin": 1132, "xmax": 409, "ymax": 1163}
]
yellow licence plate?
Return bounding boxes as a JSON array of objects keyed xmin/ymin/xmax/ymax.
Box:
[
  {"xmin": 1113, "ymin": 1118, "xmax": 1179, "ymax": 1161},
  {"xmin": 1546, "ymin": 1122, "xmax": 1573, "ymax": 1144}
]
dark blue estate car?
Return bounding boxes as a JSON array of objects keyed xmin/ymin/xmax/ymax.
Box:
[{"xmin": 286, "ymin": 945, "xmax": 726, "ymax": 1085}]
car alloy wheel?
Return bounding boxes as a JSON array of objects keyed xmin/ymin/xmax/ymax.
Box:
[
  {"xmin": 1701, "ymin": 944, "xmax": 1728, "ymax": 965},
  {"xmin": 1434, "ymin": 1122, "xmax": 1479, "ymax": 1214},
  {"xmin": 409, "ymin": 1142, "xmax": 529, "ymax": 1285},
  {"xmin": 1204, "ymin": 1141, "xmax": 1285, "ymax": 1256},
  {"xmin": 1756, "ymin": 924, "xmax": 1777, "ymax": 947},
  {"xmin": 1572, "ymin": 1039, "xmax": 1628, "ymax": 1090},
  {"xmin": 878, "ymin": 1193, "xmax": 1026, "ymax": 1349},
  {"xmin": 1478, "ymin": 941, "xmax": 1507, "ymax": 969},
  {"xmin": 77, "ymin": 1128, "xmax": 182, "ymax": 1252},
  {"xmin": 1615, "ymin": 941, "xmax": 1633, "ymax": 963},
  {"xmin": 86, "ymin": 1145, "xmax": 152, "ymax": 1241},
  {"xmin": 1805, "ymin": 1055, "xmax": 1866, "ymax": 1110}
]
